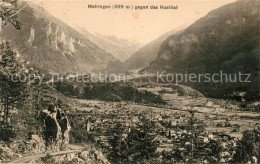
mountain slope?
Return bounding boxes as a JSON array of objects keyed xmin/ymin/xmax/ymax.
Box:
[
  {"xmin": 76, "ymin": 27, "xmax": 142, "ymax": 62},
  {"xmin": 1, "ymin": 2, "xmax": 117, "ymax": 74},
  {"xmin": 149, "ymin": 0, "xmax": 260, "ymax": 100},
  {"xmin": 106, "ymin": 28, "xmax": 184, "ymax": 73},
  {"xmin": 123, "ymin": 28, "xmax": 184, "ymax": 72}
]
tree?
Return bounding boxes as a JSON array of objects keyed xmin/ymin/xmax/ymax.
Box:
[
  {"xmin": 182, "ymin": 110, "xmax": 206, "ymax": 161},
  {"xmin": 0, "ymin": 0, "xmax": 23, "ymax": 31},
  {"xmin": 0, "ymin": 41, "xmax": 26, "ymax": 124},
  {"xmin": 0, "ymin": 0, "xmax": 27, "ymax": 142},
  {"xmin": 126, "ymin": 122, "xmax": 158, "ymax": 161},
  {"xmin": 204, "ymin": 139, "xmax": 222, "ymax": 163},
  {"xmin": 107, "ymin": 127, "xmax": 129, "ymax": 163},
  {"xmin": 233, "ymin": 130, "xmax": 260, "ymax": 163},
  {"xmin": 108, "ymin": 118, "xmax": 159, "ymax": 163},
  {"xmin": 165, "ymin": 110, "xmax": 214, "ymax": 163}
]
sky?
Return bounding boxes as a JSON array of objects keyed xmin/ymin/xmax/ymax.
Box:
[{"xmin": 26, "ymin": 0, "xmax": 236, "ymax": 44}]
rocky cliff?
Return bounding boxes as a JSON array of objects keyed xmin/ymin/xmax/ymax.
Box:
[{"xmin": 41, "ymin": 104, "xmax": 71, "ymax": 151}]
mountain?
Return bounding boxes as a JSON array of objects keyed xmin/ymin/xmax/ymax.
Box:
[
  {"xmin": 76, "ymin": 27, "xmax": 142, "ymax": 62},
  {"xmin": 122, "ymin": 27, "xmax": 184, "ymax": 72},
  {"xmin": 148, "ymin": 0, "xmax": 260, "ymax": 100},
  {"xmin": 105, "ymin": 27, "xmax": 184, "ymax": 73},
  {"xmin": 0, "ymin": 2, "xmax": 118, "ymax": 74}
]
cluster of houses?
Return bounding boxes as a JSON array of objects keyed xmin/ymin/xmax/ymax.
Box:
[{"xmin": 68, "ymin": 100, "xmax": 260, "ymax": 155}]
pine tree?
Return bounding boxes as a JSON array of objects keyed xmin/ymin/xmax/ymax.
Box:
[
  {"xmin": 171, "ymin": 110, "xmax": 207, "ymax": 163},
  {"xmin": 108, "ymin": 118, "xmax": 159, "ymax": 163},
  {"xmin": 0, "ymin": 41, "xmax": 26, "ymax": 124},
  {"xmin": 233, "ymin": 130, "xmax": 260, "ymax": 163},
  {"xmin": 0, "ymin": 0, "xmax": 24, "ymax": 125}
]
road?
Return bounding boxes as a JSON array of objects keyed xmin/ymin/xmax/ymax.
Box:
[{"xmin": 8, "ymin": 144, "xmax": 84, "ymax": 163}]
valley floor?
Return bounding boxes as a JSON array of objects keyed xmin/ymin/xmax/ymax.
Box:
[{"xmin": 68, "ymin": 84, "xmax": 260, "ymax": 155}]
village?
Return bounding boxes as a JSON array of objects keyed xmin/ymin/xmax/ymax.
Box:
[{"xmin": 67, "ymin": 84, "xmax": 260, "ymax": 161}]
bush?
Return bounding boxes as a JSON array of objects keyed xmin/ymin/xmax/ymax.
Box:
[{"xmin": 0, "ymin": 126, "xmax": 16, "ymax": 142}]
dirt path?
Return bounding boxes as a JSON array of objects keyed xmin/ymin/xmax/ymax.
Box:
[{"xmin": 8, "ymin": 144, "xmax": 84, "ymax": 163}]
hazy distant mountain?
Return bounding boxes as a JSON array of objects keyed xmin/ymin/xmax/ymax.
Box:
[
  {"xmin": 76, "ymin": 27, "xmax": 142, "ymax": 62},
  {"xmin": 0, "ymin": 2, "xmax": 118, "ymax": 74},
  {"xmin": 149, "ymin": 0, "xmax": 260, "ymax": 100},
  {"xmin": 122, "ymin": 28, "xmax": 184, "ymax": 72},
  {"xmin": 106, "ymin": 27, "xmax": 184, "ymax": 73}
]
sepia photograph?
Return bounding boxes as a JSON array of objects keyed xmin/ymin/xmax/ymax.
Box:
[{"xmin": 0, "ymin": 0, "xmax": 259, "ymax": 163}]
